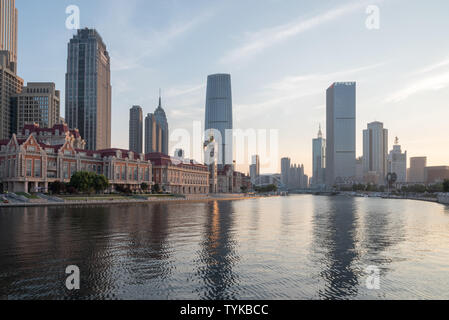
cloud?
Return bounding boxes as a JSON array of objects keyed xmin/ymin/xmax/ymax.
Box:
[
  {"xmin": 220, "ymin": 0, "xmax": 378, "ymax": 64},
  {"xmin": 387, "ymin": 55, "xmax": 449, "ymax": 102},
  {"xmin": 386, "ymin": 71, "xmax": 449, "ymax": 103}
]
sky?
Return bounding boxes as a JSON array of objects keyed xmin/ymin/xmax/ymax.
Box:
[{"xmin": 15, "ymin": 0, "xmax": 449, "ymax": 176}]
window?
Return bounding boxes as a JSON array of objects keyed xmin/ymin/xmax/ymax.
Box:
[
  {"xmin": 34, "ymin": 160, "xmax": 41, "ymax": 178},
  {"xmin": 63, "ymin": 163, "xmax": 69, "ymax": 179},
  {"xmin": 26, "ymin": 159, "xmax": 32, "ymax": 177}
]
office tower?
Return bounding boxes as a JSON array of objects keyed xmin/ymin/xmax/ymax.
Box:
[
  {"xmin": 154, "ymin": 94, "xmax": 169, "ymax": 155},
  {"xmin": 0, "ymin": 0, "xmax": 18, "ymax": 73},
  {"xmin": 408, "ymin": 157, "xmax": 427, "ymax": 183},
  {"xmin": 326, "ymin": 82, "xmax": 356, "ymax": 186},
  {"xmin": 13, "ymin": 83, "xmax": 60, "ymax": 133},
  {"xmin": 250, "ymin": 155, "xmax": 260, "ymax": 184},
  {"xmin": 129, "ymin": 105, "xmax": 143, "ymax": 154},
  {"xmin": 355, "ymin": 156, "xmax": 364, "ymax": 183},
  {"xmin": 205, "ymin": 74, "xmax": 233, "ymax": 167},
  {"xmin": 312, "ymin": 125, "xmax": 326, "ymax": 186},
  {"xmin": 388, "ymin": 137, "xmax": 407, "ymax": 183},
  {"xmin": 0, "ymin": 51, "xmax": 22, "ymax": 139},
  {"xmin": 281, "ymin": 157, "xmax": 291, "ymax": 188},
  {"xmin": 65, "ymin": 28, "xmax": 111, "ymax": 151},
  {"xmin": 363, "ymin": 121, "xmax": 388, "ymax": 184},
  {"xmin": 144, "ymin": 94, "xmax": 169, "ymax": 155}
]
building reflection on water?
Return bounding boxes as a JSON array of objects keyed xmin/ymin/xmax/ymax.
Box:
[
  {"xmin": 312, "ymin": 197, "xmax": 360, "ymax": 299},
  {"xmin": 194, "ymin": 201, "xmax": 239, "ymax": 300}
]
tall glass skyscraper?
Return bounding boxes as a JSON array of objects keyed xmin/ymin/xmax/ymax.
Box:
[
  {"xmin": 65, "ymin": 28, "xmax": 112, "ymax": 151},
  {"xmin": 312, "ymin": 125, "xmax": 326, "ymax": 186},
  {"xmin": 326, "ymin": 82, "xmax": 356, "ymax": 186},
  {"xmin": 363, "ymin": 121, "xmax": 388, "ymax": 183},
  {"xmin": 205, "ymin": 74, "xmax": 233, "ymax": 167},
  {"xmin": 129, "ymin": 105, "xmax": 143, "ymax": 154},
  {"xmin": 145, "ymin": 94, "xmax": 169, "ymax": 155},
  {"xmin": 0, "ymin": 0, "xmax": 18, "ymax": 73}
]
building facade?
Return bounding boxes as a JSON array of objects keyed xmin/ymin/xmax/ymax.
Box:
[
  {"xmin": 129, "ymin": 105, "xmax": 143, "ymax": 154},
  {"xmin": 408, "ymin": 157, "xmax": 427, "ymax": 184},
  {"xmin": 388, "ymin": 138, "xmax": 407, "ymax": 184},
  {"xmin": 65, "ymin": 28, "xmax": 112, "ymax": 151},
  {"xmin": 0, "ymin": 0, "xmax": 18, "ymax": 73},
  {"xmin": 281, "ymin": 157, "xmax": 291, "ymax": 189},
  {"xmin": 312, "ymin": 125, "xmax": 326, "ymax": 186},
  {"xmin": 326, "ymin": 82, "xmax": 356, "ymax": 186},
  {"xmin": 0, "ymin": 124, "xmax": 153, "ymax": 193},
  {"xmin": 14, "ymin": 82, "xmax": 60, "ymax": 134},
  {"xmin": 363, "ymin": 121, "xmax": 388, "ymax": 184},
  {"xmin": 205, "ymin": 74, "xmax": 233, "ymax": 167},
  {"xmin": 0, "ymin": 51, "xmax": 22, "ymax": 140},
  {"xmin": 146, "ymin": 153, "xmax": 209, "ymax": 195},
  {"xmin": 424, "ymin": 166, "xmax": 449, "ymax": 185}
]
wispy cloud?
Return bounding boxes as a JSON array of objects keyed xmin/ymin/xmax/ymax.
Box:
[
  {"xmin": 220, "ymin": 0, "xmax": 377, "ymax": 64},
  {"xmin": 387, "ymin": 56, "xmax": 449, "ymax": 102}
]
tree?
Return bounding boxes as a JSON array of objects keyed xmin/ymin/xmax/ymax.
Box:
[
  {"xmin": 152, "ymin": 183, "xmax": 161, "ymax": 194},
  {"xmin": 70, "ymin": 172, "xmax": 95, "ymax": 194},
  {"xmin": 443, "ymin": 180, "xmax": 449, "ymax": 193},
  {"xmin": 241, "ymin": 186, "xmax": 248, "ymax": 193},
  {"xmin": 93, "ymin": 174, "xmax": 109, "ymax": 194},
  {"xmin": 141, "ymin": 183, "xmax": 149, "ymax": 193},
  {"xmin": 49, "ymin": 181, "xmax": 66, "ymax": 194}
]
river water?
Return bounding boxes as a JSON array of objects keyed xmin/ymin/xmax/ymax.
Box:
[{"xmin": 0, "ymin": 195, "xmax": 448, "ymax": 300}]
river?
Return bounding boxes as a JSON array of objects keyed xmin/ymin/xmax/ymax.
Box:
[{"xmin": 0, "ymin": 195, "xmax": 448, "ymax": 300}]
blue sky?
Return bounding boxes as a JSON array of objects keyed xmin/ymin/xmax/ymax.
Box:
[{"xmin": 16, "ymin": 0, "xmax": 449, "ymax": 175}]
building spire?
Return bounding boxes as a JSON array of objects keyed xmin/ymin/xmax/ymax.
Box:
[
  {"xmin": 158, "ymin": 88, "xmax": 162, "ymax": 108},
  {"xmin": 318, "ymin": 124, "xmax": 323, "ymax": 138}
]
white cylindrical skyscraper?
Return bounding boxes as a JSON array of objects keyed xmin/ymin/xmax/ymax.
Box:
[{"xmin": 205, "ymin": 74, "xmax": 233, "ymax": 167}]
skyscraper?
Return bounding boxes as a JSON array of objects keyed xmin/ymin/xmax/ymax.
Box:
[
  {"xmin": 14, "ymin": 82, "xmax": 61, "ymax": 132},
  {"xmin": 250, "ymin": 155, "xmax": 260, "ymax": 185},
  {"xmin": 326, "ymin": 82, "xmax": 356, "ymax": 186},
  {"xmin": 408, "ymin": 157, "xmax": 427, "ymax": 184},
  {"xmin": 65, "ymin": 28, "xmax": 112, "ymax": 151},
  {"xmin": 144, "ymin": 94, "xmax": 169, "ymax": 155},
  {"xmin": 312, "ymin": 125, "xmax": 326, "ymax": 186},
  {"xmin": 0, "ymin": 0, "xmax": 22, "ymax": 140},
  {"xmin": 129, "ymin": 105, "xmax": 143, "ymax": 154},
  {"xmin": 0, "ymin": 0, "xmax": 18, "ymax": 73},
  {"xmin": 205, "ymin": 74, "xmax": 233, "ymax": 167},
  {"xmin": 388, "ymin": 137, "xmax": 407, "ymax": 183},
  {"xmin": 363, "ymin": 121, "xmax": 388, "ymax": 184},
  {"xmin": 281, "ymin": 157, "xmax": 291, "ymax": 188}
]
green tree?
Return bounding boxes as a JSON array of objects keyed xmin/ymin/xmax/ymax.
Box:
[
  {"xmin": 152, "ymin": 183, "xmax": 161, "ymax": 194},
  {"xmin": 70, "ymin": 171, "xmax": 96, "ymax": 194},
  {"xmin": 141, "ymin": 183, "xmax": 149, "ymax": 193},
  {"xmin": 49, "ymin": 181, "xmax": 66, "ymax": 194},
  {"xmin": 443, "ymin": 180, "xmax": 449, "ymax": 193},
  {"xmin": 93, "ymin": 174, "xmax": 109, "ymax": 194}
]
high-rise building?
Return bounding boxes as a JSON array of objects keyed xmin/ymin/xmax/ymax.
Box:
[
  {"xmin": 154, "ymin": 94, "xmax": 169, "ymax": 155},
  {"xmin": 250, "ymin": 155, "xmax": 260, "ymax": 184},
  {"xmin": 65, "ymin": 28, "xmax": 112, "ymax": 151},
  {"xmin": 13, "ymin": 83, "xmax": 60, "ymax": 133},
  {"xmin": 408, "ymin": 157, "xmax": 427, "ymax": 184},
  {"xmin": 326, "ymin": 82, "xmax": 356, "ymax": 186},
  {"xmin": 363, "ymin": 121, "xmax": 388, "ymax": 184},
  {"xmin": 205, "ymin": 74, "xmax": 233, "ymax": 167},
  {"xmin": 281, "ymin": 157, "xmax": 291, "ymax": 188},
  {"xmin": 0, "ymin": 51, "xmax": 22, "ymax": 139},
  {"xmin": 0, "ymin": 0, "xmax": 18, "ymax": 73},
  {"xmin": 144, "ymin": 94, "xmax": 169, "ymax": 155},
  {"xmin": 129, "ymin": 105, "xmax": 143, "ymax": 154},
  {"xmin": 425, "ymin": 166, "xmax": 449, "ymax": 184},
  {"xmin": 312, "ymin": 125, "xmax": 326, "ymax": 186},
  {"xmin": 388, "ymin": 137, "xmax": 407, "ymax": 183}
]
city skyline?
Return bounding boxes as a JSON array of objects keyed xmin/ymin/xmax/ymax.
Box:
[{"xmin": 13, "ymin": 0, "xmax": 449, "ymax": 176}]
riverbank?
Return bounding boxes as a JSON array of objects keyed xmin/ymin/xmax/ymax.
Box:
[
  {"xmin": 338, "ymin": 191, "xmax": 449, "ymax": 205},
  {"xmin": 0, "ymin": 193, "xmax": 275, "ymax": 208}
]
